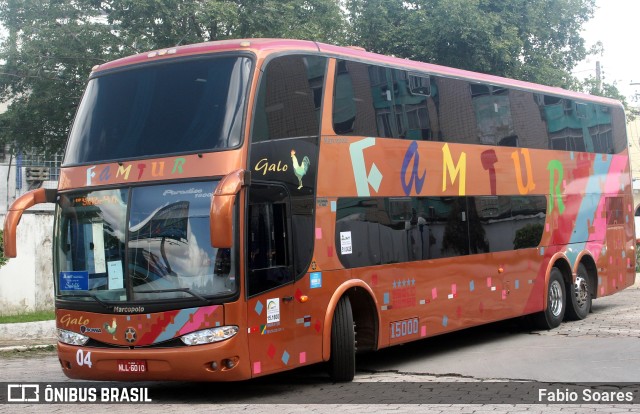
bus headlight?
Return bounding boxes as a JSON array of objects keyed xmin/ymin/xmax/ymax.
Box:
[
  {"xmin": 57, "ymin": 328, "xmax": 90, "ymax": 346},
  {"xmin": 180, "ymin": 326, "xmax": 239, "ymax": 346}
]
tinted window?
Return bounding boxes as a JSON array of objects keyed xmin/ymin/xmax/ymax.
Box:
[
  {"xmin": 331, "ymin": 59, "xmax": 627, "ymax": 154},
  {"xmin": 252, "ymin": 55, "xmax": 327, "ymax": 141},
  {"xmin": 335, "ymin": 196, "xmax": 546, "ymax": 268},
  {"xmin": 332, "ymin": 60, "xmax": 435, "ymax": 140},
  {"xmin": 247, "ymin": 184, "xmax": 293, "ymax": 296},
  {"xmin": 65, "ymin": 56, "xmax": 252, "ymax": 165}
]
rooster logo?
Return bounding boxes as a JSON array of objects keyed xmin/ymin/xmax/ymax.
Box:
[
  {"xmin": 290, "ymin": 149, "xmax": 310, "ymax": 189},
  {"xmin": 103, "ymin": 317, "xmax": 117, "ymax": 340}
]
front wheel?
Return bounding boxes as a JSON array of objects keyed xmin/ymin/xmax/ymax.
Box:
[
  {"xmin": 533, "ymin": 268, "xmax": 566, "ymax": 330},
  {"xmin": 565, "ymin": 263, "xmax": 592, "ymax": 320},
  {"xmin": 329, "ymin": 295, "xmax": 355, "ymax": 382}
]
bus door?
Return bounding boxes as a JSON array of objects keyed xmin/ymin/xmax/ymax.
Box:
[{"xmin": 245, "ymin": 184, "xmax": 297, "ymax": 377}]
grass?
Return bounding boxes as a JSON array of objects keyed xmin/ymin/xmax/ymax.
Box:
[{"xmin": 0, "ymin": 310, "xmax": 55, "ymax": 324}]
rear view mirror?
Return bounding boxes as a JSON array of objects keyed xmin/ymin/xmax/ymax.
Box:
[
  {"xmin": 3, "ymin": 188, "xmax": 57, "ymax": 257},
  {"xmin": 210, "ymin": 169, "xmax": 249, "ymax": 248}
]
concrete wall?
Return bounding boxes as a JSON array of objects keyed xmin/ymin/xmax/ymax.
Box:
[{"xmin": 0, "ymin": 211, "xmax": 55, "ymax": 315}]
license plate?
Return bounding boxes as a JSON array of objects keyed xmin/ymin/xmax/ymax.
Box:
[{"xmin": 117, "ymin": 359, "xmax": 147, "ymax": 373}]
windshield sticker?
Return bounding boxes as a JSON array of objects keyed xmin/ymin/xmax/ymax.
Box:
[
  {"xmin": 91, "ymin": 222, "xmax": 106, "ymax": 274},
  {"xmin": 340, "ymin": 231, "xmax": 353, "ymax": 255},
  {"xmin": 310, "ymin": 272, "xmax": 322, "ymax": 289},
  {"xmin": 107, "ymin": 260, "xmax": 124, "ymax": 289},
  {"xmin": 59, "ymin": 271, "xmax": 89, "ymax": 291},
  {"xmin": 266, "ymin": 298, "xmax": 280, "ymax": 324}
]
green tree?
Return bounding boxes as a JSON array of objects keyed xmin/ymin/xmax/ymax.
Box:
[
  {"xmin": 0, "ymin": 0, "xmax": 347, "ymax": 156},
  {"xmin": 0, "ymin": 0, "xmax": 118, "ymax": 157},
  {"xmin": 345, "ymin": 0, "xmax": 595, "ymax": 87}
]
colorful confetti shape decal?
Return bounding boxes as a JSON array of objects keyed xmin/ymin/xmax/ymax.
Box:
[
  {"xmin": 267, "ymin": 343, "xmax": 276, "ymax": 359},
  {"xmin": 451, "ymin": 284, "xmax": 457, "ymax": 295},
  {"xmin": 253, "ymin": 361, "xmax": 261, "ymax": 374},
  {"xmin": 315, "ymin": 320, "xmax": 322, "ymax": 333},
  {"xmin": 469, "ymin": 280, "xmax": 475, "ymax": 292},
  {"xmin": 421, "ymin": 325, "xmax": 427, "ymax": 337},
  {"xmin": 327, "ymin": 246, "xmax": 333, "ymax": 257},
  {"xmin": 442, "ymin": 315, "xmax": 448, "ymax": 327},
  {"xmin": 315, "ymin": 228, "xmax": 323, "ymax": 239},
  {"xmin": 456, "ymin": 306, "xmax": 462, "ymax": 318},
  {"xmin": 282, "ymin": 350, "xmax": 290, "ymax": 365},
  {"xmin": 540, "ymin": 247, "xmax": 545, "ymax": 256},
  {"xmin": 515, "ymin": 280, "xmax": 520, "ymax": 289},
  {"xmin": 255, "ymin": 300, "xmax": 264, "ymax": 315},
  {"xmin": 300, "ymin": 352, "xmax": 307, "ymax": 364},
  {"xmin": 502, "ymin": 290, "xmax": 507, "ymax": 300},
  {"xmin": 600, "ymin": 286, "xmax": 605, "ymax": 295},
  {"xmin": 431, "ymin": 288, "xmax": 438, "ymax": 300},
  {"xmin": 486, "ymin": 277, "xmax": 492, "ymax": 287},
  {"xmin": 384, "ymin": 292, "xmax": 390, "ymax": 304},
  {"xmin": 372, "ymin": 274, "xmax": 378, "ymax": 286},
  {"xmin": 330, "ymin": 200, "xmax": 337, "ymax": 212}
]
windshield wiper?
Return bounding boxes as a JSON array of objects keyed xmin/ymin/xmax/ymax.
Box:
[
  {"xmin": 135, "ymin": 288, "xmax": 211, "ymax": 303},
  {"xmin": 65, "ymin": 292, "xmax": 114, "ymax": 310}
]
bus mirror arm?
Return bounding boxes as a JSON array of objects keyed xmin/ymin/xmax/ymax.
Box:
[
  {"xmin": 3, "ymin": 188, "xmax": 57, "ymax": 258},
  {"xmin": 210, "ymin": 169, "xmax": 250, "ymax": 249}
]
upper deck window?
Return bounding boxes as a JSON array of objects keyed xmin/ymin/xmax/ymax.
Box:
[
  {"xmin": 65, "ymin": 55, "xmax": 252, "ymax": 165},
  {"xmin": 252, "ymin": 55, "xmax": 327, "ymax": 141}
]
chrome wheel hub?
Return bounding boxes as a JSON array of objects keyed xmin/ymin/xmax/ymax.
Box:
[
  {"xmin": 573, "ymin": 276, "xmax": 589, "ymax": 308},
  {"xmin": 549, "ymin": 280, "xmax": 563, "ymax": 317}
]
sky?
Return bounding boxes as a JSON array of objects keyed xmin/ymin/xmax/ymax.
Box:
[{"xmin": 573, "ymin": 0, "xmax": 640, "ymax": 103}]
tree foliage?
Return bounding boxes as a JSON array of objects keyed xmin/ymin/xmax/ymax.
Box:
[{"xmin": 0, "ymin": 0, "xmax": 612, "ymax": 157}]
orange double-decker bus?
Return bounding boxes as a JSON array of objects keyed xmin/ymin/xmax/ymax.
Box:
[{"xmin": 4, "ymin": 39, "xmax": 635, "ymax": 382}]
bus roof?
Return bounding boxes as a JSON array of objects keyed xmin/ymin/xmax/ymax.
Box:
[{"xmin": 93, "ymin": 38, "xmax": 622, "ymax": 109}]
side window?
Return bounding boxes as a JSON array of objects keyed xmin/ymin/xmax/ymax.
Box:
[
  {"xmin": 332, "ymin": 60, "xmax": 434, "ymax": 140},
  {"xmin": 470, "ymin": 83, "xmax": 515, "ymax": 146},
  {"xmin": 247, "ymin": 184, "xmax": 292, "ymax": 296},
  {"xmin": 252, "ymin": 55, "xmax": 327, "ymax": 142}
]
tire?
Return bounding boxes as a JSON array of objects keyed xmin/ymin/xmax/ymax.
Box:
[
  {"xmin": 329, "ymin": 296, "xmax": 355, "ymax": 382},
  {"xmin": 533, "ymin": 267, "xmax": 566, "ymax": 330},
  {"xmin": 565, "ymin": 263, "xmax": 592, "ymax": 320}
]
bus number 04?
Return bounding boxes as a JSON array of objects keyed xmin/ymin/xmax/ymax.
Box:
[
  {"xmin": 76, "ymin": 349, "xmax": 93, "ymax": 368},
  {"xmin": 390, "ymin": 318, "xmax": 419, "ymax": 339}
]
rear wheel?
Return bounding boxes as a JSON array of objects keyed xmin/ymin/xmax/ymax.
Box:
[
  {"xmin": 329, "ymin": 296, "xmax": 355, "ymax": 382},
  {"xmin": 565, "ymin": 263, "xmax": 591, "ymax": 320},
  {"xmin": 534, "ymin": 268, "xmax": 566, "ymax": 330}
]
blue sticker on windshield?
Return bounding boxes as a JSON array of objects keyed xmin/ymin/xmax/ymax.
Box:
[
  {"xmin": 60, "ymin": 271, "xmax": 89, "ymax": 291},
  {"xmin": 310, "ymin": 272, "xmax": 322, "ymax": 289}
]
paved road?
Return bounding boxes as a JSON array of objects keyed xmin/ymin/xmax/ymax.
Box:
[{"xmin": 1, "ymin": 285, "xmax": 639, "ymax": 413}]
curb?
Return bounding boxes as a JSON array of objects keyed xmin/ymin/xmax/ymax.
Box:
[{"xmin": 0, "ymin": 320, "xmax": 56, "ymax": 351}]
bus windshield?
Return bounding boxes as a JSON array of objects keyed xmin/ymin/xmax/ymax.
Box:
[
  {"xmin": 54, "ymin": 181, "xmax": 236, "ymax": 303},
  {"xmin": 64, "ymin": 55, "xmax": 252, "ymax": 165}
]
